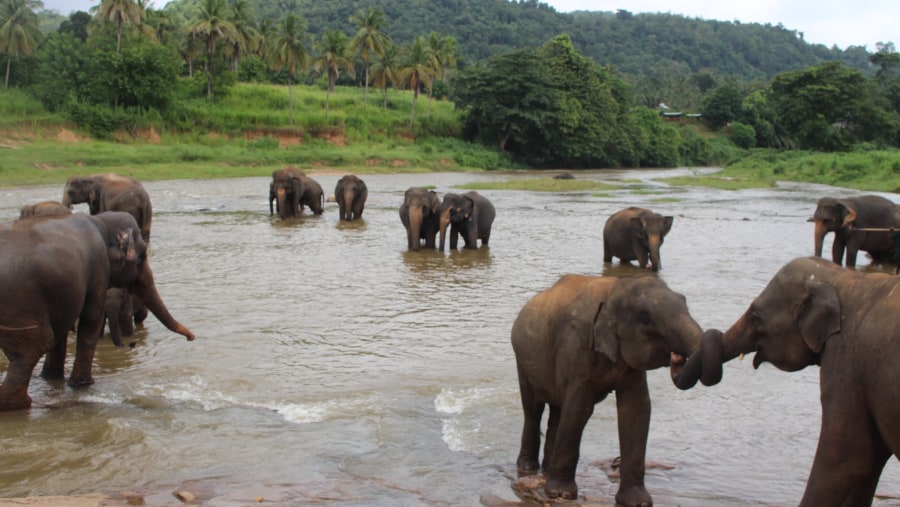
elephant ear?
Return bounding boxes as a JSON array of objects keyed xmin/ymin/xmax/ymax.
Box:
[
  {"xmin": 591, "ymin": 302, "xmax": 618, "ymax": 362},
  {"xmin": 463, "ymin": 195, "xmax": 476, "ymax": 220},
  {"xmin": 838, "ymin": 200, "xmax": 857, "ymax": 228},
  {"xmin": 662, "ymin": 216, "xmax": 674, "ymax": 235},
  {"xmin": 630, "ymin": 217, "xmax": 644, "ymax": 238},
  {"xmin": 795, "ymin": 279, "xmax": 841, "ymax": 353}
]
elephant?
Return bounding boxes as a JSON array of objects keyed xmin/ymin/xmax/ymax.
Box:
[
  {"xmin": 104, "ymin": 287, "xmax": 141, "ymax": 347},
  {"xmin": 680, "ymin": 256, "xmax": 900, "ymax": 507},
  {"xmin": 334, "ymin": 174, "xmax": 368, "ymax": 221},
  {"xmin": 62, "ymin": 173, "xmax": 152, "ymax": 243},
  {"xmin": 438, "ymin": 191, "xmax": 496, "ymax": 251},
  {"xmin": 510, "ymin": 273, "xmax": 721, "ymax": 504},
  {"xmin": 811, "ymin": 195, "xmax": 900, "ymax": 267},
  {"xmin": 603, "ymin": 207, "xmax": 673, "ymax": 272},
  {"xmin": 0, "ymin": 212, "xmax": 195, "ymax": 411},
  {"xmin": 18, "ymin": 200, "xmax": 72, "ymax": 219},
  {"xmin": 399, "ymin": 187, "xmax": 441, "ymax": 251},
  {"xmin": 270, "ymin": 167, "xmax": 306, "ymax": 220}
]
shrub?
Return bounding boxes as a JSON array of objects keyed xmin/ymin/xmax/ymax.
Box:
[{"xmin": 730, "ymin": 122, "xmax": 757, "ymax": 149}]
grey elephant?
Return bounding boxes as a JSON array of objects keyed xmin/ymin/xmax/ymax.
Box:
[
  {"xmin": 438, "ymin": 191, "xmax": 495, "ymax": 251},
  {"xmin": 399, "ymin": 187, "xmax": 441, "ymax": 251},
  {"xmin": 19, "ymin": 200, "xmax": 72, "ymax": 219},
  {"xmin": 62, "ymin": 173, "xmax": 152, "ymax": 243},
  {"xmin": 269, "ymin": 167, "xmax": 306, "ymax": 220},
  {"xmin": 603, "ymin": 207, "xmax": 673, "ymax": 272},
  {"xmin": 334, "ymin": 174, "xmax": 367, "ymax": 221},
  {"xmin": 679, "ymin": 257, "xmax": 900, "ymax": 506},
  {"xmin": 511, "ymin": 274, "xmax": 720, "ymax": 504},
  {"xmin": 811, "ymin": 195, "xmax": 900, "ymax": 267},
  {"xmin": 0, "ymin": 212, "xmax": 194, "ymax": 411}
]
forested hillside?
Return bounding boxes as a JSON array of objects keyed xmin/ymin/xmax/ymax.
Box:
[{"xmin": 160, "ymin": 0, "xmax": 873, "ymax": 80}]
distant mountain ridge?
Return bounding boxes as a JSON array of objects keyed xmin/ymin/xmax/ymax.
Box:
[{"xmin": 168, "ymin": 0, "xmax": 872, "ymax": 80}]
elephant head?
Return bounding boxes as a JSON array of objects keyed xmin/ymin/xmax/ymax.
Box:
[
  {"xmin": 812, "ymin": 197, "xmax": 856, "ymax": 258},
  {"xmin": 591, "ymin": 275, "xmax": 721, "ymax": 386},
  {"xmin": 96, "ymin": 212, "xmax": 194, "ymax": 342},
  {"xmin": 335, "ymin": 175, "xmax": 367, "ymax": 221},
  {"xmin": 400, "ymin": 187, "xmax": 441, "ymax": 251},
  {"xmin": 270, "ymin": 168, "xmax": 305, "ymax": 220},
  {"xmin": 438, "ymin": 193, "xmax": 475, "ymax": 251},
  {"xmin": 62, "ymin": 175, "xmax": 100, "ymax": 212},
  {"xmin": 630, "ymin": 213, "xmax": 673, "ymax": 272}
]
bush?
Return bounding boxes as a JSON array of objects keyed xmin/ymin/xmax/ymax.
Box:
[{"xmin": 730, "ymin": 122, "xmax": 757, "ymax": 149}]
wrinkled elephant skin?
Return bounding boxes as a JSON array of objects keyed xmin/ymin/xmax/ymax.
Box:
[
  {"xmin": 0, "ymin": 212, "xmax": 194, "ymax": 411},
  {"xmin": 511, "ymin": 274, "xmax": 718, "ymax": 505},
  {"xmin": 399, "ymin": 187, "xmax": 441, "ymax": 251},
  {"xmin": 603, "ymin": 207, "xmax": 673, "ymax": 272}
]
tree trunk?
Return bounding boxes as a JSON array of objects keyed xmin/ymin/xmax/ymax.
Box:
[
  {"xmin": 408, "ymin": 74, "xmax": 418, "ymax": 129},
  {"xmin": 4, "ymin": 54, "xmax": 11, "ymax": 90},
  {"xmin": 289, "ymin": 79, "xmax": 295, "ymax": 126},
  {"xmin": 364, "ymin": 62, "xmax": 370, "ymax": 107}
]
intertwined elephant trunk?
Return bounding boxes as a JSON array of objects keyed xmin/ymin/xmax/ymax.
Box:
[{"xmin": 671, "ymin": 329, "xmax": 725, "ymax": 390}]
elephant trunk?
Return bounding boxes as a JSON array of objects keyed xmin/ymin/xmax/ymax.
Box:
[
  {"xmin": 438, "ymin": 207, "xmax": 451, "ymax": 252},
  {"xmin": 408, "ymin": 206, "xmax": 424, "ymax": 251},
  {"xmin": 813, "ymin": 220, "xmax": 829, "ymax": 258},
  {"xmin": 342, "ymin": 189, "xmax": 355, "ymax": 221},
  {"xmin": 61, "ymin": 190, "xmax": 73, "ymax": 208},
  {"xmin": 132, "ymin": 260, "xmax": 194, "ymax": 341},
  {"xmin": 276, "ymin": 187, "xmax": 290, "ymax": 220},
  {"xmin": 648, "ymin": 236, "xmax": 662, "ymax": 271}
]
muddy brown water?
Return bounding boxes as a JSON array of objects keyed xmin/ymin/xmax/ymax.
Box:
[{"xmin": 1, "ymin": 170, "xmax": 898, "ymax": 506}]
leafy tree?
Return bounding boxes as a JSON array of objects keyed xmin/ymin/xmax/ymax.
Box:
[
  {"xmin": 115, "ymin": 40, "xmax": 181, "ymax": 109},
  {"xmin": 701, "ymin": 79, "xmax": 743, "ymax": 128},
  {"xmin": 267, "ymin": 13, "xmax": 308, "ymax": 125},
  {"xmin": 226, "ymin": 0, "xmax": 259, "ymax": 74},
  {"xmin": 188, "ymin": 0, "xmax": 238, "ymax": 99},
  {"xmin": 58, "ymin": 10, "xmax": 90, "ymax": 42},
  {"xmin": 770, "ymin": 61, "xmax": 897, "ymax": 150},
  {"xmin": 370, "ymin": 43, "xmax": 400, "ymax": 109},
  {"xmin": 33, "ymin": 32, "xmax": 92, "ymax": 110},
  {"xmin": 729, "ymin": 121, "xmax": 756, "ymax": 149},
  {"xmin": 398, "ymin": 35, "xmax": 437, "ymax": 129},
  {"xmin": 312, "ymin": 28, "xmax": 354, "ymax": 117},
  {"xmin": 0, "ymin": 0, "xmax": 42, "ymax": 90},
  {"xmin": 349, "ymin": 7, "xmax": 390, "ymax": 107},
  {"xmin": 96, "ymin": 0, "xmax": 145, "ymax": 53}
]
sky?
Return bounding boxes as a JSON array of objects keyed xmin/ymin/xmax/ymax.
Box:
[{"xmin": 40, "ymin": 0, "xmax": 896, "ymax": 51}]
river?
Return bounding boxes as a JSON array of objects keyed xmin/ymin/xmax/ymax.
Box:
[{"xmin": 1, "ymin": 169, "xmax": 898, "ymax": 506}]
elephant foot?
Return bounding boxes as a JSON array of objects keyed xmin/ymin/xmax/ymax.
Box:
[
  {"xmin": 615, "ymin": 484, "xmax": 652, "ymax": 507},
  {"xmin": 39, "ymin": 367, "xmax": 65, "ymax": 380},
  {"xmin": 516, "ymin": 456, "xmax": 540, "ymax": 476},
  {"xmin": 544, "ymin": 476, "xmax": 578, "ymax": 500},
  {"xmin": 0, "ymin": 390, "xmax": 32, "ymax": 411},
  {"xmin": 67, "ymin": 376, "xmax": 95, "ymax": 387}
]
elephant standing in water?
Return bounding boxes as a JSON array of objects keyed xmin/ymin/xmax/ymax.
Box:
[
  {"xmin": 335, "ymin": 174, "xmax": 367, "ymax": 221},
  {"xmin": 682, "ymin": 257, "xmax": 900, "ymax": 506},
  {"xmin": 511, "ymin": 274, "xmax": 721, "ymax": 504},
  {"xmin": 399, "ymin": 187, "xmax": 441, "ymax": 251},
  {"xmin": 603, "ymin": 207, "xmax": 673, "ymax": 272},
  {"xmin": 811, "ymin": 195, "xmax": 900, "ymax": 267},
  {"xmin": 438, "ymin": 191, "xmax": 495, "ymax": 251},
  {"xmin": 0, "ymin": 212, "xmax": 194, "ymax": 411},
  {"xmin": 62, "ymin": 173, "xmax": 152, "ymax": 243},
  {"xmin": 269, "ymin": 168, "xmax": 325, "ymax": 219},
  {"xmin": 19, "ymin": 200, "xmax": 72, "ymax": 219}
]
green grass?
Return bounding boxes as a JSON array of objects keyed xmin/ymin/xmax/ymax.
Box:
[{"xmin": 457, "ymin": 177, "xmax": 621, "ymax": 192}]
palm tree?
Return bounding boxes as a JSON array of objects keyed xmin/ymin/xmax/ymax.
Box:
[
  {"xmin": 0, "ymin": 0, "xmax": 42, "ymax": 90},
  {"xmin": 370, "ymin": 43, "xmax": 400, "ymax": 109},
  {"xmin": 398, "ymin": 36, "xmax": 437, "ymax": 129},
  {"xmin": 349, "ymin": 7, "xmax": 390, "ymax": 107},
  {"xmin": 226, "ymin": 0, "xmax": 259, "ymax": 74},
  {"xmin": 312, "ymin": 29, "xmax": 354, "ymax": 118},
  {"xmin": 96, "ymin": 0, "xmax": 145, "ymax": 53},
  {"xmin": 267, "ymin": 13, "xmax": 308, "ymax": 126},
  {"xmin": 188, "ymin": 0, "xmax": 239, "ymax": 99}
]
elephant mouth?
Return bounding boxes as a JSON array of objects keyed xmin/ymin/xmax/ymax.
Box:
[{"xmin": 752, "ymin": 348, "xmax": 766, "ymax": 369}]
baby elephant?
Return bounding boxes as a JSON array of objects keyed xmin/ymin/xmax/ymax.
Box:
[
  {"xmin": 603, "ymin": 207, "xmax": 673, "ymax": 271},
  {"xmin": 438, "ymin": 191, "xmax": 495, "ymax": 251},
  {"xmin": 19, "ymin": 200, "xmax": 72, "ymax": 219}
]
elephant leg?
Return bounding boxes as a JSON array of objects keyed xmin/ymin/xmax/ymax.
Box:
[
  {"xmin": 840, "ymin": 444, "xmax": 890, "ymax": 507},
  {"xmin": 465, "ymin": 225, "xmax": 478, "ymax": 249},
  {"xmin": 0, "ymin": 342, "xmax": 43, "ymax": 410},
  {"xmin": 542, "ymin": 404, "xmax": 561, "ymax": 471},
  {"xmin": 516, "ymin": 377, "xmax": 544, "ymax": 474},
  {"xmin": 831, "ymin": 236, "xmax": 846, "ymax": 265},
  {"xmin": 845, "ymin": 245, "xmax": 860, "ymax": 268},
  {"xmin": 603, "ymin": 237, "xmax": 613, "ymax": 263},
  {"xmin": 40, "ymin": 327, "xmax": 69, "ymax": 379},
  {"xmin": 544, "ymin": 392, "xmax": 594, "ymax": 500},
  {"xmin": 635, "ymin": 250, "xmax": 649, "ymax": 270},
  {"xmin": 799, "ymin": 399, "xmax": 877, "ymax": 506},
  {"xmin": 614, "ymin": 371, "xmax": 652, "ymax": 507},
  {"xmin": 449, "ymin": 224, "xmax": 460, "ymax": 250},
  {"xmin": 69, "ymin": 307, "xmax": 104, "ymax": 387}
]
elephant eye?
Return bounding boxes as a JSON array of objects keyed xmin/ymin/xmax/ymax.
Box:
[
  {"xmin": 749, "ymin": 312, "xmax": 764, "ymax": 328},
  {"xmin": 638, "ymin": 312, "xmax": 652, "ymax": 325}
]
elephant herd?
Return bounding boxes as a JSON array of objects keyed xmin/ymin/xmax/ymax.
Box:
[
  {"xmin": 512, "ymin": 193, "xmax": 900, "ymax": 506},
  {"xmin": 2, "ymin": 173, "xmax": 899, "ymax": 507}
]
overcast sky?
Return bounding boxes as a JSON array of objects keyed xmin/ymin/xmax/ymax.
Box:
[{"xmin": 40, "ymin": 0, "xmax": 896, "ymax": 51}]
